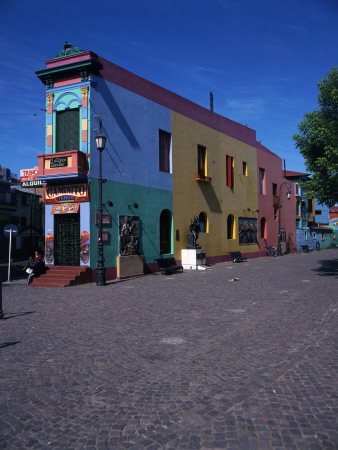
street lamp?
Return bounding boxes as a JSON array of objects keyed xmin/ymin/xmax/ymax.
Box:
[
  {"xmin": 277, "ymin": 181, "xmax": 292, "ymax": 256},
  {"xmin": 95, "ymin": 116, "xmax": 107, "ymax": 286}
]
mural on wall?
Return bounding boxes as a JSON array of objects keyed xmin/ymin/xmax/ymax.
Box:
[
  {"xmin": 80, "ymin": 231, "xmax": 90, "ymax": 264},
  {"xmin": 238, "ymin": 217, "xmax": 258, "ymax": 244},
  {"xmin": 119, "ymin": 216, "xmax": 140, "ymax": 256},
  {"xmin": 45, "ymin": 233, "xmax": 54, "ymax": 263}
]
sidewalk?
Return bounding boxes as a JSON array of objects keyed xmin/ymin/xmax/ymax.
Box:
[{"xmin": 1, "ymin": 251, "xmax": 337, "ymax": 449}]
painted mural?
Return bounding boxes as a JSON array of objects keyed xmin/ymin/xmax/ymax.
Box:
[
  {"xmin": 238, "ymin": 218, "xmax": 258, "ymax": 244},
  {"xmin": 45, "ymin": 233, "xmax": 54, "ymax": 263},
  {"xmin": 80, "ymin": 231, "xmax": 90, "ymax": 264},
  {"xmin": 119, "ymin": 216, "xmax": 140, "ymax": 256}
]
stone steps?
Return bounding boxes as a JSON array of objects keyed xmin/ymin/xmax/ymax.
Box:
[{"xmin": 30, "ymin": 266, "xmax": 91, "ymax": 288}]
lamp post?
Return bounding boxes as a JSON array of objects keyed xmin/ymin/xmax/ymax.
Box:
[
  {"xmin": 95, "ymin": 116, "xmax": 107, "ymax": 286},
  {"xmin": 277, "ymin": 181, "xmax": 292, "ymax": 256}
]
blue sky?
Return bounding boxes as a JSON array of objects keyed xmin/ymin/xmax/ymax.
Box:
[{"xmin": 0, "ymin": 0, "xmax": 337, "ymax": 178}]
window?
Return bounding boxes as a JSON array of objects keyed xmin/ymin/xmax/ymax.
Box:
[
  {"xmin": 160, "ymin": 209, "xmax": 171, "ymax": 254},
  {"xmin": 198, "ymin": 145, "xmax": 207, "ymax": 178},
  {"xmin": 315, "ymin": 210, "xmax": 322, "ymax": 215},
  {"xmin": 159, "ymin": 130, "xmax": 171, "ymax": 172},
  {"xmin": 226, "ymin": 155, "xmax": 234, "ymax": 187},
  {"xmin": 321, "ymin": 232, "xmax": 325, "ymax": 241},
  {"xmin": 199, "ymin": 212, "xmax": 208, "ymax": 233},
  {"xmin": 296, "ymin": 200, "xmax": 301, "ymax": 216},
  {"xmin": 56, "ymin": 108, "xmax": 80, "ymax": 153},
  {"xmin": 227, "ymin": 214, "xmax": 235, "ymax": 239},
  {"xmin": 260, "ymin": 217, "xmax": 266, "ymax": 239},
  {"xmin": 272, "ymin": 183, "xmax": 277, "ymax": 196},
  {"xmin": 242, "ymin": 161, "xmax": 247, "ymax": 176},
  {"xmin": 274, "ymin": 207, "xmax": 278, "ymax": 221},
  {"xmin": 305, "ymin": 231, "xmax": 308, "ymax": 241},
  {"xmin": 313, "ymin": 232, "xmax": 316, "ymax": 239},
  {"xmin": 295, "ymin": 184, "xmax": 299, "ymax": 195},
  {"xmin": 259, "ymin": 168, "xmax": 265, "ymax": 194},
  {"xmin": 308, "ymin": 199, "xmax": 313, "ymax": 213}
]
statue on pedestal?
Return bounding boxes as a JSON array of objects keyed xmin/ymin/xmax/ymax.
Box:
[{"xmin": 187, "ymin": 216, "xmax": 201, "ymax": 249}]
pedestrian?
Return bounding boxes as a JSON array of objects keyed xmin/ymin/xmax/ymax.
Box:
[{"xmin": 26, "ymin": 250, "xmax": 44, "ymax": 286}]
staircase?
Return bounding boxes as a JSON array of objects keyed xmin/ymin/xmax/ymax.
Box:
[{"xmin": 30, "ymin": 266, "xmax": 91, "ymax": 288}]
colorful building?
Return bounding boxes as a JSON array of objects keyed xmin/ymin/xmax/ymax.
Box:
[{"xmin": 35, "ymin": 42, "xmax": 297, "ymax": 283}]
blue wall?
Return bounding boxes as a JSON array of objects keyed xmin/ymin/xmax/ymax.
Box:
[
  {"xmin": 89, "ymin": 74, "xmax": 172, "ymax": 192},
  {"xmin": 314, "ymin": 199, "xmax": 330, "ymax": 224}
]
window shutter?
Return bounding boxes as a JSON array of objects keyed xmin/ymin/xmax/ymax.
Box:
[{"xmin": 56, "ymin": 108, "xmax": 79, "ymax": 153}]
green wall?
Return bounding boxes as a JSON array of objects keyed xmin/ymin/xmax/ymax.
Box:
[{"xmin": 89, "ymin": 178, "xmax": 173, "ymax": 270}]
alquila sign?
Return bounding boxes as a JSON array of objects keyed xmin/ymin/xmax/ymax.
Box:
[{"xmin": 44, "ymin": 182, "xmax": 89, "ymax": 204}]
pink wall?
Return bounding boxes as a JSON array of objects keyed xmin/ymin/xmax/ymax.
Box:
[{"xmin": 256, "ymin": 143, "xmax": 297, "ymax": 254}]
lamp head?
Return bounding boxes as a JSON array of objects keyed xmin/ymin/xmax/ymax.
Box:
[{"xmin": 95, "ymin": 133, "xmax": 106, "ymax": 152}]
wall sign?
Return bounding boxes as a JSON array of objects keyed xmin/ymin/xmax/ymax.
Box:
[
  {"xmin": 44, "ymin": 182, "xmax": 89, "ymax": 204},
  {"xmin": 51, "ymin": 203, "xmax": 80, "ymax": 214},
  {"xmin": 50, "ymin": 157, "xmax": 68, "ymax": 168}
]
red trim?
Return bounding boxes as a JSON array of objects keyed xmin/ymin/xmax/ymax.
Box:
[{"xmin": 95, "ymin": 56, "xmax": 257, "ymax": 148}]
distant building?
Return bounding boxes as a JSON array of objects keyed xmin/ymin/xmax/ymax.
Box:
[
  {"xmin": 0, "ymin": 179, "xmax": 42, "ymax": 259},
  {"xmin": 284, "ymin": 171, "xmax": 338, "ymax": 250}
]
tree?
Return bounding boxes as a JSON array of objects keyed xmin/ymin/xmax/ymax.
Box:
[{"xmin": 293, "ymin": 67, "xmax": 338, "ymax": 206}]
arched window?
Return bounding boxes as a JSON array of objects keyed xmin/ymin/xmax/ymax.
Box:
[
  {"xmin": 260, "ymin": 217, "xmax": 266, "ymax": 239},
  {"xmin": 160, "ymin": 209, "xmax": 171, "ymax": 254},
  {"xmin": 199, "ymin": 211, "xmax": 208, "ymax": 233},
  {"xmin": 227, "ymin": 214, "xmax": 235, "ymax": 239}
]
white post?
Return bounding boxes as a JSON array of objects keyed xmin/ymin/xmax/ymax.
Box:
[{"xmin": 7, "ymin": 229, "xmax": 12, "ymax": 282}]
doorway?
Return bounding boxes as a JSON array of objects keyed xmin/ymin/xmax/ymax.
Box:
[{"xmin": 54, "ymin": 213, "xmax": 80, "ymax": 266}]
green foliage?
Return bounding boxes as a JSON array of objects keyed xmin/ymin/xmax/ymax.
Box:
[{"xmin": 293, "ymin": 67, "xmax": 338, "ymax": 206}]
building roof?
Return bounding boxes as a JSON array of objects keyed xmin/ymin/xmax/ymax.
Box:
[
  {"xmin": 11, "ymin": 185, "xmax": 41, "ymax": 196},
  {"xmin": 284, "ymin": 170, "xmax": 309, "ymax": 178},
  {"xmin": 329, "ymin": 206, "xmax": 338, "ymax": 212}
]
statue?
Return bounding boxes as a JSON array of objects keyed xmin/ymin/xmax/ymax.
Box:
[{"xmin": 187, "ymin": 216, "xmax": 201, "ymax": 249}]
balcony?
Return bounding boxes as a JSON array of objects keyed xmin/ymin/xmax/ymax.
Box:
[
  {"xmin": 36, "ymin": 150, "xmax": 89, "ymax": 180},
  {"xmin": 195, "ymin": 174, "xmax": 212, "ymax": 182}
]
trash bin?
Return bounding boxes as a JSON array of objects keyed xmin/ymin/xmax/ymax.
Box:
[
  {"xmin": 316, "ymin": 241, "xmax": 320, "ymax": 251},
  {"xmin": 269, "ymin": 246, "xmax": 276, "ymax": 256}
]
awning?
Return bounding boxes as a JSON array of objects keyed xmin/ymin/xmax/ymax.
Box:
[{"xmin": 51, "ymin": 203, "xmax": 80, "ymax": 214}]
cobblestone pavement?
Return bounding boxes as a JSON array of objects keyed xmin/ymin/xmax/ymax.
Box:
[{"xmin": 1, "ymin": 251, "xmax": 337, "ymax": 449}]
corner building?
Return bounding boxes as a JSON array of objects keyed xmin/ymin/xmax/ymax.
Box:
[{"xmin": 36, "ymin": 43, "xmax": 296, "ymax": 282}]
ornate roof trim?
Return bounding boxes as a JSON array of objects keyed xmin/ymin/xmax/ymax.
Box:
[{"xmin": 53, "ymin": 42, "xmax": 85, "ymax": 59}]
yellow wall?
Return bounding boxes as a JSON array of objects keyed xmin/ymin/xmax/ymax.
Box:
[{"xmin": 171, "ymin": 112, "xmax": 259, "ymax": 259}]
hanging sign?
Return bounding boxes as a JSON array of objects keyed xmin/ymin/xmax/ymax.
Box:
[
  {"xmin": 51, "ymin": 203, "xmax": 80, "ymax": 214},
  {"xmin": 21, "ymin": 180, "xmax": 44, "ymax": 188},
  {"xmin": 44, "ymin": 182, "xmax": 89, "ymax": 204}
]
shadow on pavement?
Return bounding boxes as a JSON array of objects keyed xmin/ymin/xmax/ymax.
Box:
[
  {"xmin": 0, "ymin": 311, "xmax": 35, "ymax": 320},
  {"xmin": 0, "ymin": 341, "xmax": 21, "ymax": 349},
  {"xmin": 313, "ymin": 258, "xmax": 338, "ymax": 277}
]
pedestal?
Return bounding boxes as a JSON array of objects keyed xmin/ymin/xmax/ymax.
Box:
[
  {"xmin": 117, "ymin": 254, "xmax": 144, "ymax": 279},
  {"xmin": 181, "ymin": 249, "xmax": 206, "ymax": 270}
]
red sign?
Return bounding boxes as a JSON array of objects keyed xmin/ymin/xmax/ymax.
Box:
[
  {"xmin": 45, "ymin": 182, "xmax": 89, "ymax": 204},
  {"xmin": 20, "ymin": 167, "xmax": 38, "ymax": 181}
]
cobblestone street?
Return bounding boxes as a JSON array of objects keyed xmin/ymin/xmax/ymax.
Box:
[{"xmin": 1, "ymin": 251, "xmax": 337, "ymax": 449}]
